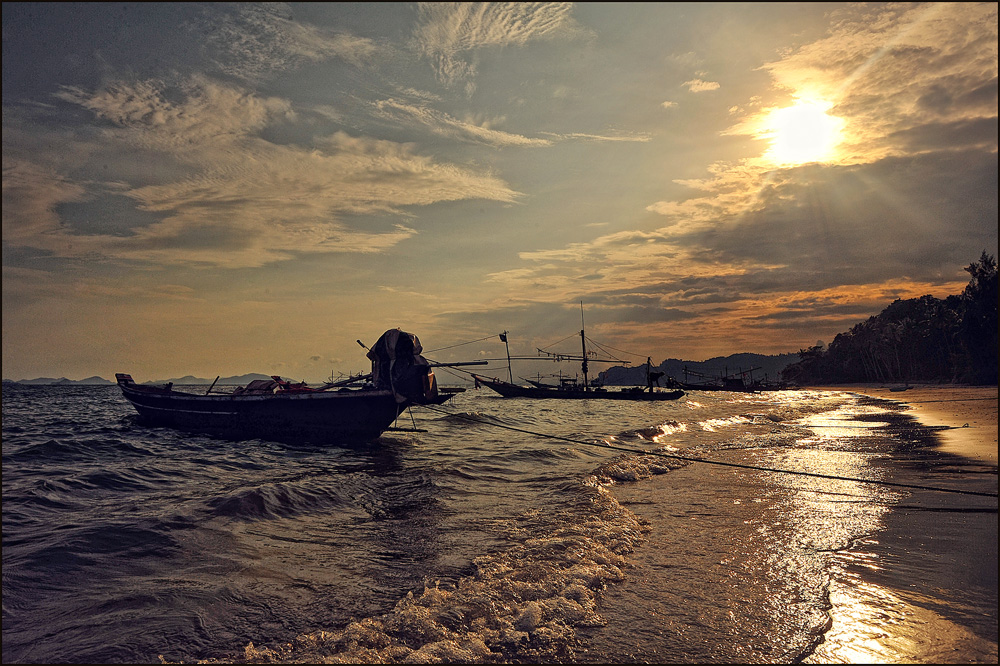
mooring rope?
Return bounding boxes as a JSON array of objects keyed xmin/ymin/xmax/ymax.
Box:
[{"xmin": 418, "ymin": 404, "xmax": 998, "ymax": 499}]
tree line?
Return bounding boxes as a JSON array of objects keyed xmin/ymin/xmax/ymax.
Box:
[{"xmin": 782, "ymin": 251, "xmax": 998, "ymax": 385}]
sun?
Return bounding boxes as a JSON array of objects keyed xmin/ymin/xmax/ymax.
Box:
[{"xmin": 762, "ymin": 99, "xmax": 845, "ymax": 165}]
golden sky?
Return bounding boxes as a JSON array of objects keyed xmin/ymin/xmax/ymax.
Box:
[{"xmin": 2, "ymin": 2, "xmax": 997, "ymax": 382}]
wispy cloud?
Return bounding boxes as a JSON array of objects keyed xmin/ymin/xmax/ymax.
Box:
[
  {"xmin": 9, "ymin": 77, "xmax": 521, "ymax": 268},
  {"xmin": 195, "ymin": 2, "xmax": 381, "ymax": 81},
  {"xmin": 372, "ymin": 97, "xmax": 650, "ymax": 146},
  {"xmin": 540, "ymin": 131, "xmax": 652, "ymax": 143},
  {"xmin": 683, "ymin": 79, "xmax": 720, "ymax": 93},
  {"xmin": 373, "ymin": 98, "xmax": 552, "ymax": 146},
  {"xmin": 2, "ymin": 159, "xmax": 88, "ymax": 242},
  {"xmin": 54, "ymin": 76, "xmax": 294, "ymax": 149},
  {"xmin": 412, "ymin": 2, "xmax": 578, "ymax": 89}
]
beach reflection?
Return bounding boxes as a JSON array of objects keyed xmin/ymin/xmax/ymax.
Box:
[
  {"xmin": 773, "ymin": 403, "xmax": 923, "ymax": 663},
  {"xmin": 803, "ymin": 561, "xmax": 990, "ymax": 664},
  {"xmin": 789, "ymin": 403, "xmax": 972, "ymax": 664},
  {"xmin": 811, "ymin": 571, "xmax": 910, "ymax": 663},
  {"xmin": 799, "ymin": 404, "xmax": 892, "ymax": 442}
]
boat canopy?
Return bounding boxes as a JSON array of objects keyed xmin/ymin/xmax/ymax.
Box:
[
  {"xmin": 367, "ymin": 328, "xmax": 438, "ymax": 404},
  {"xmin": 232, "ymin": 379, "xmax": 278, "ymax": 395}
]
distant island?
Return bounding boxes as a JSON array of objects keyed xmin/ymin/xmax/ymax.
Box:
[
  {"xmin": 3, "ymin": 376, "xmax": 114, "ymax": 386},
  {"xmin": 598, "ymin": 352, "xmax": 797, "ymax": 387},
  {"xmin": 2, "ymin": 373, "xmax": 279, "ymax": 386}
]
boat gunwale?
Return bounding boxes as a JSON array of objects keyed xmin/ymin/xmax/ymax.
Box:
[{"xmin": 119, "ymin": 384, "xmax": 397, "ymax": 403}]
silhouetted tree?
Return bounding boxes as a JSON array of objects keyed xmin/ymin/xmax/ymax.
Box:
[
  {"xmin": 960, "ymin": 251, "xmax": 998, "ymax": 383},
  {"xmin": 781, "ymin": 253, "xmax": 998, "ymax": 385}
]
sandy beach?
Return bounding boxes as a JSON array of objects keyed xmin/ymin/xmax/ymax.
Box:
[
  {"xmin": 811, "ymin": 384, "xmax": 998, "ymax": 465},
  {"xmin": 815, "ymin": 384, "xmax": 997, "ymax": 465},
  {"xmin": 804, "ymin": 384, "xmax": 998, "ymax": 664}
]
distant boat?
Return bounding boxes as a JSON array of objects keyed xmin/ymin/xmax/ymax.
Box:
[
  {"xmin": 675, "ymin": 365, "xmax": 787, "ymax": 392},
  {"xmin": 117, "ymin": 329, "xmax": 466, "ymax": 444},
  {"xmin": 472, "ymin": 304, "xmax": 685, "ymax": 402},
  {"xmin": 472, "ymin": 373, "xmax": 685, "ymax": 401}
]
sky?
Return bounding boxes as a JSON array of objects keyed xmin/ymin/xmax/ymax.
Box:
[{"xmin": 2, "ymin": 2, "xmax": 997, "ymax": 383}]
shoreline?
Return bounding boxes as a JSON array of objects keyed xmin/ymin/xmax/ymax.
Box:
[
  {"xmin": 802, "ymin": 384, "xmax": 998, "ymax": 664},
  {"xmin": 805, "ymin": 384, "xmax": 998, "ymax": 465}
]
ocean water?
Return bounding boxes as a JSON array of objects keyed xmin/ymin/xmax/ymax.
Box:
[{"xmin": 1, "ymin": 384, "xmax": 996, "ymax": 664}]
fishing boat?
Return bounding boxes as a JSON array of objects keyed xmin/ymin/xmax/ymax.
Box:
[
  {"xmin": 471, "ymin": 305, "xmax": 685, "ymax": 402},
  {"xmin": 117, "ymin": 328, "xmax": 467, "ymax": 443},
  {"xmin": 675, "ymin": 365, "xmax": 787, "ymax": 392},
  {"xmin": 472, "ymin": 373, "xmax": 684, "ymax": 401}
]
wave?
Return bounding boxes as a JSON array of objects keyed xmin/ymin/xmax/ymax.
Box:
[
  {"xmin": 206, "ymin": 481, "xmax": 354, "ymax": 521},
  {"xmin": 14, "ymin": 524, "xmax": 181, "ymax": 577},
  {"xmin": 189, "ymin": 482, "xmax": 653, "ymax": 664}
]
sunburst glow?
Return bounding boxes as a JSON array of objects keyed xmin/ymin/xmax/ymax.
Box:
[{"xmin": 763, "ymin": 100, "xmax": 845, "ymax": 165}]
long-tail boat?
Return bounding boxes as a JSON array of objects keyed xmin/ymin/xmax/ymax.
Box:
[{"xmin": 117, "ymin": 329, "xmax": 473, "ymax": 443}]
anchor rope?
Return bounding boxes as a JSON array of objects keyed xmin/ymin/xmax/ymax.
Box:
[{"xmin": 417, "ymin": 404, "xmax": 998, "ymax": 499}]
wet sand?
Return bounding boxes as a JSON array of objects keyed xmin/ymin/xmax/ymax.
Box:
[
  {"xmin": 814, "ymin": 384, "xmax": 997, "ymax": 465},
  {"xmin": 804, "ymin": 384, "xmax": 998, "ymax": 664}
]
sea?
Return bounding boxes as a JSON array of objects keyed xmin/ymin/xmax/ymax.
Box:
[{"xmin": 2, "ymin": 384, "xmax": 997, "ymax": 664}]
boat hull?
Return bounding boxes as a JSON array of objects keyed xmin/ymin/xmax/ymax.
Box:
[
  {"xmin": 119, "ymin": 384, "xmax": 411, "ymax": 444},
  {"xmin": 474, "ymin": 375, "xmax": 685, "ymax": 401}
]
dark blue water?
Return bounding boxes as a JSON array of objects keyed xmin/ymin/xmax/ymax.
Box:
[{"xmin": 2, "ymin": 385, "xmax": 996, "ymax": 663}]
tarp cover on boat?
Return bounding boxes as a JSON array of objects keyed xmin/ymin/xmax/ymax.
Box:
[
  {"xmin": 232, "ymin": 379, "xmax": 278, "ymax": 395},
  {"xmin": 367, "ymin": 329, "xmax": 438, "ymax": 404}
]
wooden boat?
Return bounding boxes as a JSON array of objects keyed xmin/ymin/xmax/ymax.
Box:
[
  {"xmin": 117, "ymin": 329, "xmax": 460, "ymax": 443},
  {"xmin": 472, "ymin": 304, "xmax": 684, "ymax": 401},
  {"xmin": 674, "ymin": 366, "xmax": 787, "ymax": 392}
]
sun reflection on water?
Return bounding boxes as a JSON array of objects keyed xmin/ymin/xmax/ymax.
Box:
[
  {"xmin": 804, "ymin": 566, "xmax": 986, "ymax": 664},
  {"xmin": 652, "ymin": 421, "xmax": 687, "ymax": 444},
  {"xmin": 784, "ymin": 400, "xmax": 984, "ymax": 664}
]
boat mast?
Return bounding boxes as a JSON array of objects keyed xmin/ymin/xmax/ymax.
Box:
[
  {"xmin": 501, "ymin": 331, "xmax": 513, "ymax": 383},
  {"xmin": 580, "ymin": 302, "xmax": 589, "ymax": 391}
]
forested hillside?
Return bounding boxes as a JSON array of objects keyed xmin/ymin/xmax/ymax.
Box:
[{"xmin": 782, "ymin": 252, "xmax": 998, "ymax": 385}]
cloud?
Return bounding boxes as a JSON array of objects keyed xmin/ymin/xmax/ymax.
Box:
[
  {"xmin": 54, "ymin": 76, "xmax": 294, "ymax": 150},
  {"xmin": 194, "ymin": 2, "xmax": 381, "ymax": 81},
  {"xmin": 8, "ymin": 77, "xmax": 522, "ymax": 268},
  {"xmin": 372, "ymin": 98, "xmax": 553, "ymax": 146},
  {"xmin": 643, "ymin": 2, "xmax": 998, "ymax": 261},
  {"xmin": 412, "ymin": 2, "xmax": 578, "ymax": 88},
  {"xmin": 372, "ymin": 97, "xmax": 650, "ymax": 146},
  {"xmin": 480, "ymin": 140, "xmax": 995, "ymax": 354},
  {"xmin": 683, "ymin": 79, "xmax": 721, "ymax": 93},
  {"xmin": 540, "ymin": 131, "xmax": 652, "ymax": 143},
  {"xmin": 756, "ymin": 2, "xmax": 998, "ymax": 162},
  {"xmin": 887, "ymin": 115, "xmax": 998, "ymax": 153},
  {"xmin": 2, "ymin": 159, "xmax": 88, "ymax": 241}
]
